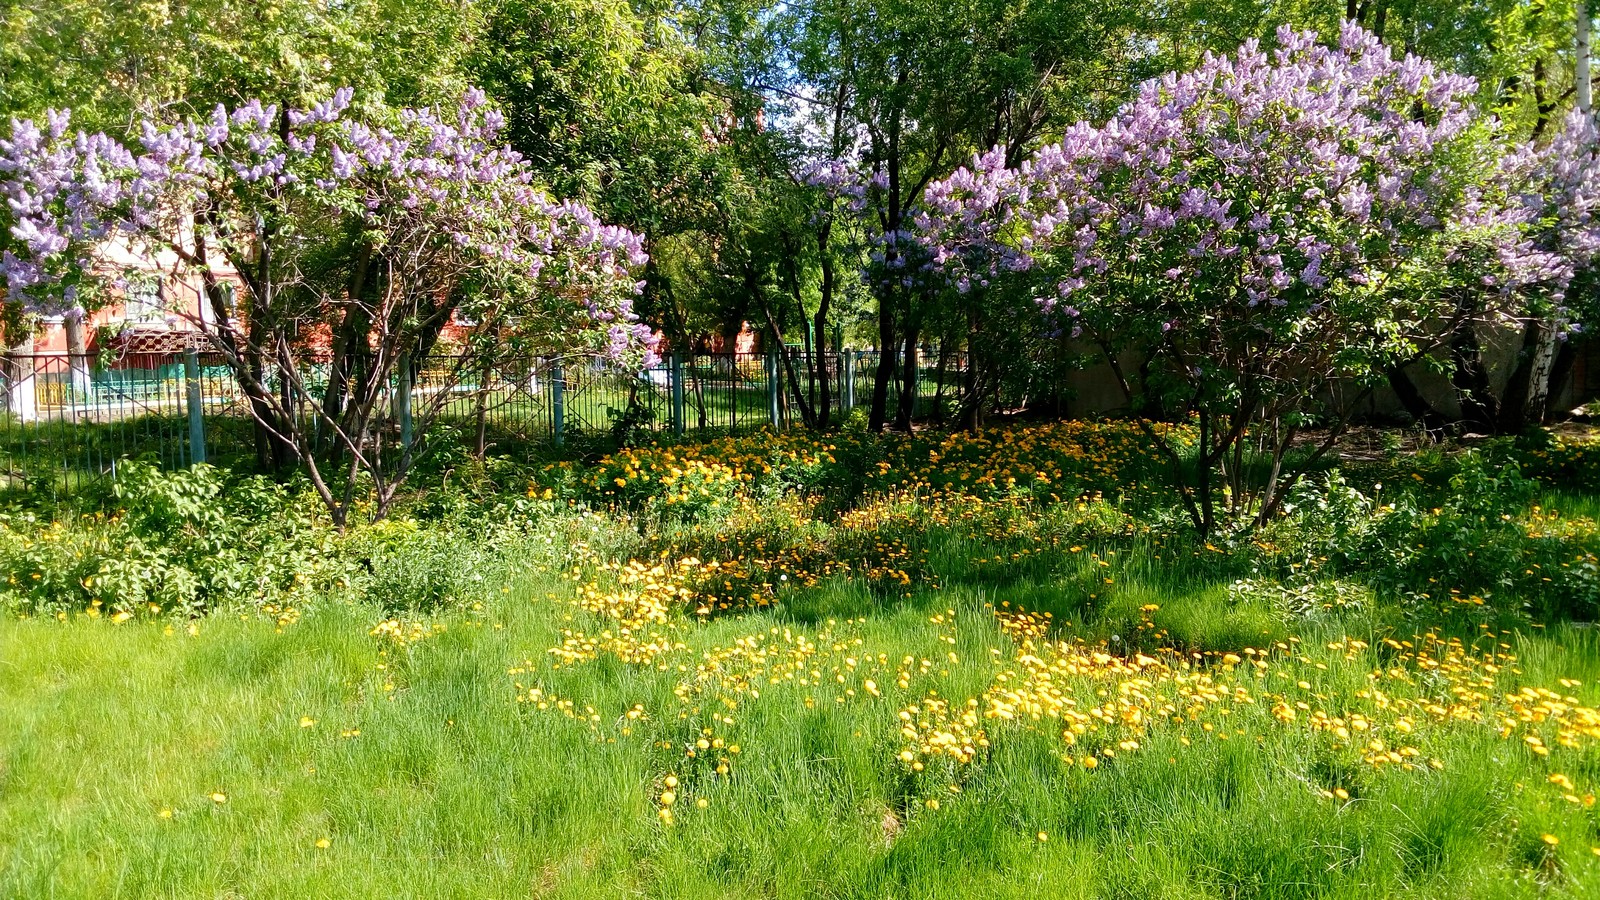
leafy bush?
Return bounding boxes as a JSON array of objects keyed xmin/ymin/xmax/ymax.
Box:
[
  {"xmin": 1, "ymin": 463, "xmax": 351, "ymax": 619},
  {"xmin": 346, "ymin": 520, "xmax": 493, "ymax": 612},
  {"xmin": 1269, "ymin": 455, "xmax": 1600, "ymax": 621}
]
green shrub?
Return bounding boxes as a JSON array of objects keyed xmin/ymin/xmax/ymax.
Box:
[
  {"xmin": 1271, "ymin": 455, "xmax": 1600, "ymax": 621},
  {"xmin": 1, "ymin": 463, "xmax": 350, "ymax": 619}
]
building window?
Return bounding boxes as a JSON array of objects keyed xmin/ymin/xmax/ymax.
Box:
[{"xmin": 125, "ymin": 278, "xmax": 163, "ymax": 323}]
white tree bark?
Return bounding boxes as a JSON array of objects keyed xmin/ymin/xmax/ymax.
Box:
[
  {"xmin": 1525, "ymin": 320, "xmax": 1561, "ymax": 423},
  {"xmin": 1581, "ymin": 0, "xmax": 1593, "ymax": 115}
]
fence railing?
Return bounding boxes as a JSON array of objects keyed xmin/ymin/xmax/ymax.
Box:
[{"xmin": 1, "ymin": 347, "xmax": 968, "ymax": 497}]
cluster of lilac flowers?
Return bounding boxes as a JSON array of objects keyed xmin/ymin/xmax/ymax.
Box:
[
  {"xmin": 1504, "ymin": 109, "xmax": 1600, "ymax": 332},
  {"xmin": 1, "ymin": 87, "xmax": 655, "ymax": 366},
  {"xmin": 937, "ymin": 25, "xmax": 1500, "ymax": 312},
  {"xmin": 802, "ymin": 159, "xmax": 935, "ymax": 293},
  {"xmin": 818, "ymin": 24, "xmax": 1598, "ymax": 345}
]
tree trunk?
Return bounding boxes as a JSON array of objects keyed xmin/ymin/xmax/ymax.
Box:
[
  {"xmin": 246, "ymin": 238, "xmax": 295, "ymax": 472},
  {"xmin": 1449, "ymin": 322, "xmax": 1498, "ymax": 432},
  {"xmin": 4, "ymin": 333, "xmax": 37, "ymax": 423},
  {"xmin": 931, "ymin": 341, "xmax": 951, "ymax": 425},
  {"xmin": 473, "ymin": 359, "xmax": 492, "ymax": 458},
  {"xmin": 63, "ymin": 308, "xmax": 92, "ymax": 402},
  {"xmin": 961, "ymin": 308, "xmax": 984, "ymax": 429},
  {"xmin": 813, "ymin": 244, "xmax": 833, "ymax": 429},
  {"xmin": 1580, "ymin": 0, "xmax": 1593, "ymax": 115},
  {"xmin": 1499, "ymin": 319, "xmax": 1561, "ymax": 431},
  {"xmin": 1525, "ymin": 322, "xmax": 1561, "ymax": 424},
  {"xmin": 868, "ymin": 303, "xmax": 896, "ymax": 431},
  {"xmin": 759, "ymin": 298, "xmax": 817, "ymax": 428}
]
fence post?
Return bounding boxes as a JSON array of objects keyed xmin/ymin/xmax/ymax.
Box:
[
  {"xmin": 909, "ymin": 346, "xmax": 921, "ymax": 418},
  {"xmin": 184, "ymin": 348, "xmax": 207, "ymax": 465},
  {"xmin": 766, "ymin": 348, "xmax": 781, "ymax": 428},
  {"xmin": 670, "ymin": 351, "xmax": 684, "ymax": 437},
  {"xmin": 394, "ymin": 353, "xmax": 415, "ymax": 452},
  {"xmin": 843, "ymin": 351, "xmax": 855, "ymax": 412},
  {"xmin": 551, "ymin": 359, "xmax": 565, "ymax": 447}
]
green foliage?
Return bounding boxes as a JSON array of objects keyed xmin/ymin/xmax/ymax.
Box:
[
  {"xmin": 0, "ymin": 0, "xmax": 482, "ymax": 132},
  {"xmin": 345, "ymin": 520, "xmax": 495, "ymax": 613},
  {"xmin": 1269, "ymin": 454, "xmax": 1600, "ymax": 622},
  {"xmin": 0, "ymin": 463, "xmax": 344, "ymax": 619}
]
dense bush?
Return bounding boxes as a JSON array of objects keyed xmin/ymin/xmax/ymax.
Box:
[
  {"xmin": 0, "ymin": 464, "xmax": 347, "ymax": 620},
  {"xmin": 0, "ymin": 461, "xmax": 638, "ymax": 620},
  {"xmin": 1269, "ymin": 454, "xmax": 1600, "ymax": 621},
  {"xmin": 5, "ymin": 425, "xmax": 1598, "ymax": 632}
]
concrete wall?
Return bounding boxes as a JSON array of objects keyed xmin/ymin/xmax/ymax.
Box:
[{"xmin": 1059, "ymin": 324, "xmax": 1597, "ymax": 422}]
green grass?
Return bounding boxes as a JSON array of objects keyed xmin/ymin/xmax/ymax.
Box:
[
  {"xmin": 6, "ymin": 542, "xmax": 1600, "ymax": 898},
  {"xmin": 4, "ymin": 425, "xmax": 1600, "ymax": 897}
]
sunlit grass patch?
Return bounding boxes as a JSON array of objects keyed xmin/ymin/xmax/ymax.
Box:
[{"xmin": 6, "ymin": 424, "xmax": 1600, "ymax": 896}]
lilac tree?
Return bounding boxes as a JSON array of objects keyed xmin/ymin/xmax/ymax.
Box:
[
  {"xmin": 1, "ymin": 88, "xmax": 653, "ymax": 523},
  {"xmin": 914, "ymin": 147, "xmax": 1065, "ymax": 426},
  {"xmin": 1498, "ymin": 109, "xmax": 1600, "ymax": 428},
  {"xmin": 922, "ymin": 24, "xmax": 1553, "ymax": 534},
  {"xmin": 802, "ymin": 154, "xmax": 937, "ymax": 429}
]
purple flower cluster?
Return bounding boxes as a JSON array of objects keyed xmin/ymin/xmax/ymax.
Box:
[
  {"xmin": 916, "ymin": 147, "xmax": 1030, "ymax": 295},
  {"xmin": 803, "ymin": 158, "xmax": 937, "ymax": 293},
  {"xmin": 1503, "ymin": 110, "xmax": 1600, "ymax": 333},
  {"xmin": 910, "ymin": 24, "xmax": 1591, "ymax": 342},
  {"xmin": 1, "ymin": 88, "xmax": 653, "ymax": 366}
]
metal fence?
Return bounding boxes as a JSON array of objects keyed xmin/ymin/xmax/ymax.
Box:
[{"xmin": 1, "ymin": 347, "xmax": 968, "ymax": 497}]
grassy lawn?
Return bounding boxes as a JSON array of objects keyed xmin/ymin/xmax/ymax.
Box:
[{"xmin": 4, "ymin": 424, "xmax": 1600, "ymax": 898}]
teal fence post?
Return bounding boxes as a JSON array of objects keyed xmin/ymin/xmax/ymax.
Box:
[
  {"xmin": 909, "ymin": 346, "xmax": 920, "ymax": 418},
  {"xmin": 670, "ymin": 351, "xmax": 684, "ymax": 437},
  {"xmin": 767, "ymin": 348, "xmax": 780, "ymax": 428},
  {"xmin": 184, "ymin": 348, "xmax": 206, "ymax": 465},
  {"xmin": 843, "ymin": 351, "xmax": 855, "ymax": 412},
  {"xmin": 551, "ymin": 359, "xmax": 565, "ymax": 447},
  {"xmin": 397, "ymin": 354, "xmax": 414, "ymax": 450}
]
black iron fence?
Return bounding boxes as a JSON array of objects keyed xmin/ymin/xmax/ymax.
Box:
[{"xmin": 1, "ymin": 347, "xmax": 968, "ymax": 497}]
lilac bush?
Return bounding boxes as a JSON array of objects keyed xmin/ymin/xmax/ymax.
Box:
[
  {"xmin": 1, "ymin": 89, "xmax": 653, "ymax": 522},
  {"xmin": 1480, "ymin": 109, "xmax": 1600, "ymax": 427},
  {"xmin": 919, "ymin": 24, "xmax": 1554, "ymax": 532},
  {"xmin": 1, "ymin": 88, "xmax": 653, "ymax": 366},
  {"xmin": 1513, "ymin": 109, "xmax": 1600, "ymax": 322}
]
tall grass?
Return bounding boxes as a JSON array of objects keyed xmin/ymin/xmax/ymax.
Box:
[
  {"xmin": 5, "ymin": 539, "xmax": 1600, "ymax": 897},
  {"xmin": 5, "ymin": 424, "xmax": 1600, "ymax": 897}
]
